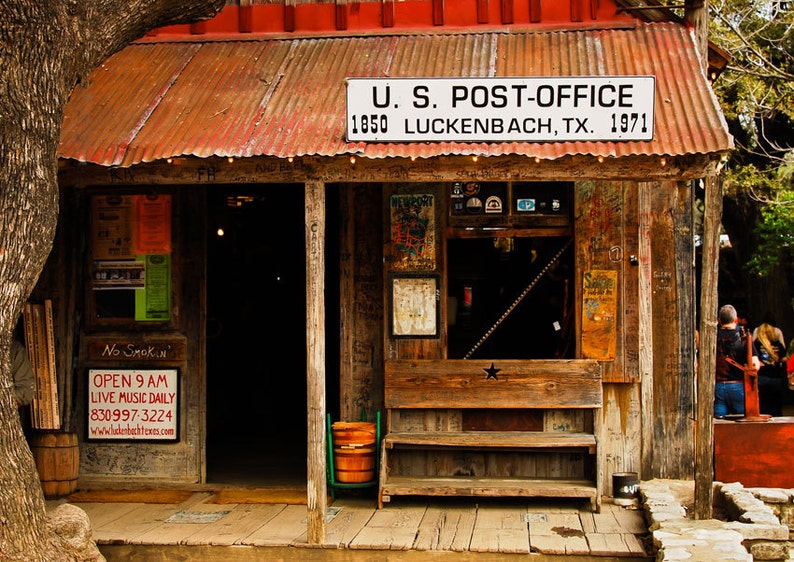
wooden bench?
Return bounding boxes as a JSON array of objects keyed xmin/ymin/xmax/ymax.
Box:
[{"xmin": 380, "ymin": 359, "xmax": 603, "ymax": 511}]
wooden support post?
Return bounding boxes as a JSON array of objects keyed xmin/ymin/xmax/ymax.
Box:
[
  {"xmin": 686, "ymin": 0, "xmax": 716, "ymax": 521},
  {"xmin": 433, "ymin": 0, "xmax": 444, "ymax": 25},
  {"xmin": 685, "ymin": 0, "xmax": 709, "ymax": 69},
  {"xmin": 305, "ymin": 181, "xmax": 327, "ymax": 544},
  {"xmin": 695, "ymin": 175, "xmax": 721, "ymax": 520},
  {"xmin": 285, "ymin": 0, "xmax": 296, "ymax": 32},
  {"xmin": 501, "ymin": 0, "xmax": 513, "ymax": 24},
  {"xmin": 383, "ymin": 0, "xmax": 395, "ymax": 27},
  {"xmin": 336, "ymin": 0, "xmax": 348, "ymax": 30},
  {"xmin": 239, "ymin": 0, "xmax": 253, "ymax": 33},
  {"xmin": 477, "ymin": 0, "xmax": 489, "ymax": 23},
  {"xmin": 638, "ymin": 182, "xmax": 654, "ymax": 479},
  {"xmin": 571, "ymin": 0, "xmax": 583, "ymax": 21},
  {"xmin": 529, "ymin": 0, "xmax": 541, "ymax": 23}
]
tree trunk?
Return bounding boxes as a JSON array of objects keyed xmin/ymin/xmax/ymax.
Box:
[{"xmin": 0, "ymin": 1, "xmax": 223, "ymax": 558}]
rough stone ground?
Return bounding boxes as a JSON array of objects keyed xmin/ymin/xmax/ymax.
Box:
[{"xmin": 642, "ymin": 479, "xmax": 792, "ymax": 561}]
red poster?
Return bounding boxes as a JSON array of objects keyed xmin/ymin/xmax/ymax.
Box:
[{"xmin": 134, "ymin": 194, "xmax": 172, "ymax": 255}]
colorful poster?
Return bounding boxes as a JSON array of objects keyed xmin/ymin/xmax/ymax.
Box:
[
  {"xmin": 92, "ymin": 260, "xmax": 146, "ymax": 290},
  {"xmin": 135, "ymin": 194, "xmax": 172, "ymax": 254},
  {"xmin": 390, "ymin": 194, "xmax": 435, "ymax": 270},
  {"xmin": 582, "ymin": 270, "xmax": 618, "ymax": 361},
  {"xmin": 135, "ymin": 254, "xmax": 171, "ymax": 321},
  {"xmin": 135, "ymin": 195, "xmax": 171, "ymax": 254},
  {"xmin": 92, "ymin": 195, "xmax": 135, "ymax": 260}
]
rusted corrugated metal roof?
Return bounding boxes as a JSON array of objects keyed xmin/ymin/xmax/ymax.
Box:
[{"xmin": 59, "ymin": 23, "xmax": 732, "ymax": 167}]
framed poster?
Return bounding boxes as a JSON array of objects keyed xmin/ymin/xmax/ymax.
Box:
[
  {"xmin": 390, "ymin": 274, "xmax": 439, "ymax": 338},
  {"xmin": 87, "ymin": 369, "xmax": 179, "ymax": 441},
  {"xmin": 91, "ymin": 195, "xmax": 135, "ymax": 260},
  {"xmin": 390, "ymin": 194, "xmax": 435, "ymax": 270}
]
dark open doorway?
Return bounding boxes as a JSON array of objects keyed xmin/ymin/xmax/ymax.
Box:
[{"xmin": 205, "ymin": 185, "xmax": 307, "ymax": 486}]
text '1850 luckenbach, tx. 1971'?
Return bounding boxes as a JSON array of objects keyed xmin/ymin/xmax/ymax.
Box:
[{"xmin": 346, "ymin": 76, "xmax": 655, "ymax": 143}]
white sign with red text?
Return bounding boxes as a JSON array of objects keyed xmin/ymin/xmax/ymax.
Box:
[
  {"xmin": 87, "ymin": 369, "xmax": 178, "ymax": 441},
  {"xmin": 347, "ymin": 76, "xmax": 655, "ymax": 142}
]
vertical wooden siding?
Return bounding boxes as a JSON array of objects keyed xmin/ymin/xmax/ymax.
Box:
[
  {"xmin": 575, "ymin": 181, "xmax": 642, "ymax": 493},
  {"xmin": 339, "ymin": 184, "xmax": 384, "ymax": 421},
  {"xmin": 649, "ymin": 182, "xmax": 695, "ymax": 479}
]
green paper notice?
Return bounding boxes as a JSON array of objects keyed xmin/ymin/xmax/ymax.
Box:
[{"xmin": 135, "ymin": 254, "xmax": 171, "ymax": 321}]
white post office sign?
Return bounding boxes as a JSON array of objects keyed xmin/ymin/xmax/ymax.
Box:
[{"xmin": 346, "ymin": 76, "xmax": 655, "ymax": 142}]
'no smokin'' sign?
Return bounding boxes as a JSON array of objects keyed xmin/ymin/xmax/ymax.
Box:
[{"xmin": 346, "ymin": 76, "xmax": 655, "ymax": 143}]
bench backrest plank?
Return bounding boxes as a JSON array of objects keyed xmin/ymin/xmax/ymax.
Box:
[{"xmin": 385, "ymin": 359, "xmax": 602, "ymax": 410}]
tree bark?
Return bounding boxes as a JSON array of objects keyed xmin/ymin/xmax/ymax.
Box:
[{"xmin": 0, "ymin": 1, "xmax": 223, "ymax": 558}]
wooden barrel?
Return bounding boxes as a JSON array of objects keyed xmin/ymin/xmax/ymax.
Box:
[
  {"xmin": 30, "ymin": 432, "xmax": 79, "ymax": 498},
  {"xmin": 332, "ymin": 422, "xmax": 376, "ymax": 483}
]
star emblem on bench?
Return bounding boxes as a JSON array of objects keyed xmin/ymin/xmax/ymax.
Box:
[{"xmin": 483, "ymin": 362, "xmax": 500, "ymax": 380}]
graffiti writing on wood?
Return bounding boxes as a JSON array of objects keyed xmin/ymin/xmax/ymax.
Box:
[
  {"xmin": 390, "ymin": 194, "xmax": 435, "ymax": 271},
  {"xmin": 582, "ymin": 270, "xmax": 618, "ymax": 361}
]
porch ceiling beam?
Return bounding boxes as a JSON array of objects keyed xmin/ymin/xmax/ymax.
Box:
[{"xmin": 58, "ymin": 154, "xmax": 726, "ymax": 187}]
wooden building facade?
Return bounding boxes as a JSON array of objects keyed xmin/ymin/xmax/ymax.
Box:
[{"xmin": 39, "ymin": 0, "xmax": 731, "ymax": 536}]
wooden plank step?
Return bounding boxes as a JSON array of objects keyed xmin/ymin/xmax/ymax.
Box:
[
  {"xmin": 380, "ymin": 476, "xmax": 597, "ymax": 501},
  {"xmin": 384, "ymin": 431, "xmax": 596, "ymax": 453}
]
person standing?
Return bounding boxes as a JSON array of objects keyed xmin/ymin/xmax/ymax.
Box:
[
  {"xmin": 714, "ymin": 304, "xmax": 760, "ymax": 418},
  {"xmin": 754, "ymin": 319, "xmax": 786, "ymax": 416},
  {"xmin": 11, "ymin": 339, "xmax": 34, "ymax": 408}
]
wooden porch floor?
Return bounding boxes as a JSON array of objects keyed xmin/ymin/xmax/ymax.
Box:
[{"xmin": 51, "ymin": 492, "xmax": 651, "ymax": 560}]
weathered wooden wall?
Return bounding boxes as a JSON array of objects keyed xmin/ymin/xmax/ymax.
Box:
[
  {"xmin": 338, "ymin": 184, "xmax": 384, "ymax": 421},
  {"xmin": 46, "ymin": 155, "xmax": 703, "ymax": 487},
  {"xmin": 72, "ymin": 188, "xmax": 205, "ymax": 486},
  {"xmin": 383, "ymin": 183, "xmax": 446, "ymax": 363},
  {"xmin": 575, "ymin": 181, "xmax": 642, "ymax": 490},
  {"xmin": 648, "ymin": 181, "xmax": 695, "ymax": 478}
]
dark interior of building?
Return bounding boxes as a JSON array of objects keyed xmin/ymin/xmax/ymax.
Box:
[
  {"xmin": 205, "ymin": 185, "xmax": 333, "ymax": 486},
  {"xmin": 447, "ymin": 236, "xmax": 575, "ymax": 360}
]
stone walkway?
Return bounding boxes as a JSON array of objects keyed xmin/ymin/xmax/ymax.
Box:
[{"xmin": 641, "ymin": 480, "xmax": 792, "ymax": 561}]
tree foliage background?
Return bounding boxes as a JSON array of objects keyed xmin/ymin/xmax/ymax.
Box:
[{"xmin": 707, "ymin": 0, "xmax": 794, "ymax": 335}]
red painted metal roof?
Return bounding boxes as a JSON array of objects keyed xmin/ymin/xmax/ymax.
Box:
[{"xmin": 59, "ymin": 23, "xmax": 732, "ymax": 167}]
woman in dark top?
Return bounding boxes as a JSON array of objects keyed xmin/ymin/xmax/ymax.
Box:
[{"xmin": 755, "ymin": 321, "xmax": 786, "ymax": 417}]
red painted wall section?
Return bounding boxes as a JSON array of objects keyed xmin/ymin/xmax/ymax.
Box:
[
  {"xmin": 714, "ymin": 418, "xmax": 794, "ymax": 488},
  {"xmin": 149, "ymin": 0, "xmax": 636, "ymax": 39}
]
